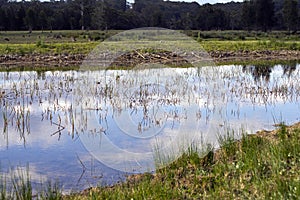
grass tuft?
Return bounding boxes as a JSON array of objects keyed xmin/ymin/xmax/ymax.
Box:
[{"xmin": 39, "ymin": 181, "xmax": 63, "ymax": 200}]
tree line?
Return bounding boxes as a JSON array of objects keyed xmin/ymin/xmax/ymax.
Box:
[{"xmin": 0, "ymin": 0, "xmax": 299, "ymax": 32}]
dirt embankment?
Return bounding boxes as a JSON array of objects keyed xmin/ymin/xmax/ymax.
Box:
[
  {"xmin": 0, "ymin": 54, "xmax": 85, "ymax": 67},
  {"xmin": 210, "ymin": 50, "xmax": 300, "ymax": 62},
  {"xmin": 0, "ymin": 50, "xmax": 299, "ymax": 68}
]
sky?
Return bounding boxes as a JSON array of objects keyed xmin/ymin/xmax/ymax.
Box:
[{"xmin": 127, "ymin": 0, "xmax": 244, "ymax": 5}]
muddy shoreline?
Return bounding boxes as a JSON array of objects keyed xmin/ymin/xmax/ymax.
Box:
[{"xmin": 0, "ymin": 50, "xmax": 300, "ymax": 69}]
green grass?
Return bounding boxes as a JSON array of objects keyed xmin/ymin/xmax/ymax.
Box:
[
  {"xmin": 184, "ymin": 30, "xmax": 300, "ymax": 41},
  {"xmin": 65, "ymin": 124, "xmax": 300, "ymax": 200},
  {"xmin": 0, "ymin": 42, "xmax": 97, "ymax": 55},
  {"xmin": 0, "ymin": 31, "xmax": 300, "ymax": 198},
  {"xmin": 0, "ymin": 30, "xmax": 120, "ymax": 44},
  {"xmin": 0, "ymin": 30, "xmax": 300, "ymax": 56},
  {"xmin": 0, "ymin": 166, "xmax": 33, "ymax": 200},
  {"xmin": 1, "ymin": 40, "xmax": 299, "ymax": 56},
  {"xmin": 201, "ymin": 40, "xmax": 300, "ymax": 52},
  {"xmin": 0, "ymin": 65, "xmax": 80, "ymax": 73},
  {"xmin": 0, "ymin": 167, "xmax": 62, "ymax": 200},
  {"xmin": 3, "ymin": 30, "xmax": 298, "ymax": 44}
]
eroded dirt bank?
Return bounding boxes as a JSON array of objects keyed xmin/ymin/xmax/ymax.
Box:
[{"xmin": 0, "ymin": 50, "xmax": 299, "ymax": 69}]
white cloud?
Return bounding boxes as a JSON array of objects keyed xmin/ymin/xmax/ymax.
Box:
[{"xmin": 127, "ymin": 0, "xmax": 243, "ymax": 5}]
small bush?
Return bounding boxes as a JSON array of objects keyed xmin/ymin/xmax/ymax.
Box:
[
  {"xmin": 36, "ymin": 40, "xmax": 47, "ymax": 48},
  {"xmin": 238, "ymin": 35, "xmax": 245, "ymax": 40},
  {"xmin": 289, "ymin": 42, "xmax": 298, "ymax": 50}
]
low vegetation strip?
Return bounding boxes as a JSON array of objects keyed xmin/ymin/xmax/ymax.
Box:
[
  {"xmin": 64, "ymin": 123, "xmax": 300, "ymax": 200},
  {"xmin": 0, "ymin": 40, "xmax": 300, "ymax": 67},
  {"xmin": 203, "ymin": 40, "xmax": 300, "ymax": 52},
  {"xmin": 0, "ymin": 42, "xmax": 97, "ymax": 55},
  {"xmin": 0, "ymin": 30, "xmax": 300, "ymax": 67},
  {"xmin": 1, "ymin": 40, "xmax": 300, "ymax": 54}
]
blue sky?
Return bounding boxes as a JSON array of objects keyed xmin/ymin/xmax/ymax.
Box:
[{"xmin": 127, "ymin": 0, "xmax": 244, "ymax": 5}]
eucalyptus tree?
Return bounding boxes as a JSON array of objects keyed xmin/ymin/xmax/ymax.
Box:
[
  {"xmin": 242, "ymin": 0, "xmax": 256, "ymax": 31},
  {"xmin": 255, "ymin": 0, "xmax": 275, "ymax": 31},
  {"xmin": 283, "ymin": 0, "xmax": 299, "ymax": 32}
]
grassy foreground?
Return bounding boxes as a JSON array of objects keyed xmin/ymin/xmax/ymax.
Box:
[
  {"xmin": 0, "ymin": 123, "xmax": 299, "ymax": 199},
  {"xmin": 65, "ymin": 124, "xmax": 300, "ymax": 200}
]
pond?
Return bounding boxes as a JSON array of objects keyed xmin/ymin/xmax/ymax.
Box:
[{"xmin": 0, "ymin": 62, "xmax": 300, "ymax": 192}]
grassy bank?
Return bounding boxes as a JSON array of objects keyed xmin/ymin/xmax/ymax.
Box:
[
  {"xmin": 0, "ymin": 30, "xmax": 300, "ymax": 56},
  {"xmin": 202, "ymin": 40, "xmax": 300, "ymax": 52},
  {"xmin": 65, "ymin": 124, "xmax": 300, "ymax": 199},
  {"xmin": 0, "ymin": 42, "xmax": 98, "ymax": 55},
  {"xmin": 1, "ymin": 40, "xmax": 300, "ymax": 56},
  {"xmin": 1, "ymin": 123, "xmax": 299, "ymax": 199},
  {"xmin": 0, "ymin": 30, "xmax": 120, "ymax": 44},
  {"xmin": 1, "ymin": 30, "xmax": 299, "ymax": 44}
]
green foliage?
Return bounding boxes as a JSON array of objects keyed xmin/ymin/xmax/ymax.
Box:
[
  {"xmin": 9, "ymin": 166, "xmax": 33, "ymax": 200},
  {"xmin": 0, "ymin": 41, "xmax": 97, "ymax": 55},
  {"xmin": 242, "ymin": 0, "xmax": 256, "ymax": 30},
  {"xmin": 289, "ymin": 42, "xmax": 299, "ymax": 50},
  {"xmin": 217, "ymin": 131, "xmax": 238, "ymax": 159},
  {"xmin": 0, "ymin": 0, "xmax": 298, "ymax": 31},
  {"xmin": 24, "ymin": 7, "xmax": 36, "ymax": 31},
  {"xmin": 0, "ymin": 173, "xmax": 8, "ymax": 200},
  {"xmin": 36, "ymin": 39, "xmax": 47, "ymax": 48},
  {"xmin": 0, "ymin": 167, "xmax": 63, "ymax": 200},
  {"xmin": 0, "ymin": 30, "xmax": 300, "ymax": 58},
  {"xmin": 256, "ymin": 0, "xmax": 275, "ymax": 32},
  {"xmin": 283, "ymin": 0, "xmax": 299, "ymax": 32},
  {"xmin": 39, "ymin": 181, "xmax": 63, "ymax": 200}
]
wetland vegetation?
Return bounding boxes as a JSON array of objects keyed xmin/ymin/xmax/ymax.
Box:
[
  {"xmin": 0, "ymin": 61, "xmax": 300, "ymax": 199},
  {"xmin": 0, "ymin": 30, "xmax": 300, "ymax": 68},
  {"xmin": 0, "ymin": 1, "xmax": 300, "ymax": 198},
  {"xmin": 0, "ymin": 29, "xmax": 299, "ymax": 199}
]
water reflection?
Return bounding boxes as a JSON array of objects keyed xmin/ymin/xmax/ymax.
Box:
[
  {"xmin": 282, "ymin": 62, "xmax": 297, "ymax": 77},
  {"xmin": 0, "ymin": 63, "xmax": 300, "ymax": 192},
  {"xmin": 242, "ymin": 64, "xmax": 273, "ymax": 82}
]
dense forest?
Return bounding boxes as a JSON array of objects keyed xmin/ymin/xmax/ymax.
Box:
[{"xmin": 0, "ymin": 0, "xmax": 299, "ymax": 31}]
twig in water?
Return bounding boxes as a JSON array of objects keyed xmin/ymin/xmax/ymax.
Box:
[{"xmin": 76, "ymin": 154, "xmax": 87, "ymax": 185}]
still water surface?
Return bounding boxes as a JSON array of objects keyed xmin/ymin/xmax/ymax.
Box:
[{"xmin": 0, "ymin": 63, "xmax": 299, "ymax": 191}]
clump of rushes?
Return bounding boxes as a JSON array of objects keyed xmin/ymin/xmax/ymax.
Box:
[
  {"xmin": 66, "ymin": 123, "xmax": 300, "ymax": 200},
  {"xmin": 0, "ymin": 166, "xmax": 63, "ymax": 200},
  {"xmin": 7, "ymin": 166, "xmax": 32, "ymax": 200},
  {"xmin": 39, "ymin": 181, "xmax": 63, "ymax": 200},
  {"xmin": 0, "ymin": 172, "xmax": 8, "ymax": 200}
]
